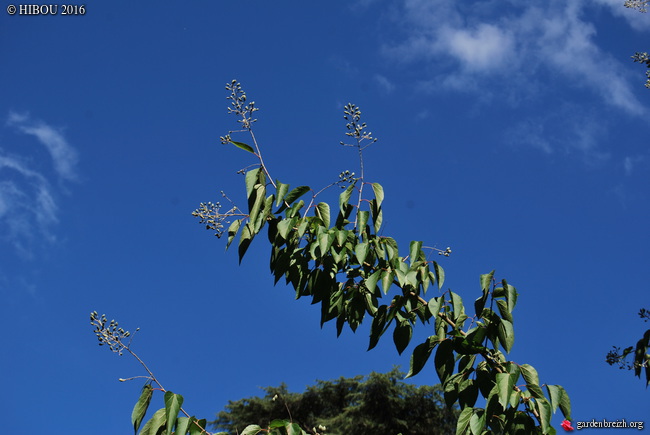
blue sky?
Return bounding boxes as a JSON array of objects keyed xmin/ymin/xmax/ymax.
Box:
[{"xmin": 1, "ymin": 1, "xmax": 649, "ymax": 433}]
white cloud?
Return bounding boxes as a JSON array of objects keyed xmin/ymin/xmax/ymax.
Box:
[
  {"xmin": 6, "ymin": 111, "xmax": 78, "ymax": 181},
  {"xmin": 383, "ymin": 0, "xmax": 648, "ymax": 117},
  {"xmin": 374, "ymin": 74, "xmax": 396, "ymax": 93},
  {"xmin": 1, "ymin": 113, "xmax": 78, "ymax": 258},
  {"xmin": 443, "ymin": 23, "xmax": 515, "ymax": 72}
]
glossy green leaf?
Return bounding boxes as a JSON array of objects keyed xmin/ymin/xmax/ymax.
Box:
[
  {"xmin": 175, "ymin": 417, "xmax": 191, "ymax": 435},
  {"xmin": 355, "ymin": 242, "xmax": 369, "ymax": 265},
  {"xmin": 241, "ymin": 424, "xmax": 263, "ymax": 435},
  {"xmin": 339, "ymin": 182, "xmax": 355, "ymax": 214},
  {"xmin": 248, "ymin": 185, "xmax": 265, "ymax": 228},
  {"xmin": 428, "ymin": 296, "xmax": 443, "ymax": 317},
  {"xmin": 498, "ymin": 318, "xmax": 514, "ymax": 353},
  {"xmin": 245, "ymin": 168, "xmax": 261, "ymax": 198},
  {"xmin": 505, "ymin": 282, "xmax": 518, "ymax": 312},
  {"xmin": 238, "ymin": 223, "xmax": 254, "ymax": 263},
  {"xmin": 406, "ymin": 336, "xmax": 437, "ymax": 378},
  {"xmin": 557, "ymin": 385, "xmax": 572, "ymax": 419},
  {"xmin": 433, "ymin": 261, "xmax": 444, "ymax": 289},
  {"xmin": 139, "ymin": 408, "xmax": 166, "ymax": 435},
  {"xmin": 545, "ymin": 384, "xmax": 561, "ymax": 413},
  {"xmin": 365, "ymin": 269, "xmax": 382, "ymax": 295},
  {"xmin": 409, "ymin": 241, "xmax": 422, "ymax": 265},
  {"xmin": 368, "ymin": 305, "xmax": 387, "ymax": 351},
  {"xmin": 315, "ymin": 202, "xmax": 331, "ymax": 229},
  {"xmin": 226, "ymin": 219, "xmax": 243, "ymax": 250},
  {"xmin": 381, "ymin": 269, "xmax": 394, "ymax": 294},
  {"xmin": 229, "ymin": 140, "xmax": 255, "ymax": 154},
  {"xmin": 286, "ymin": 422, "xmax": 304, "ymax": 435},
  {"xmin": 495, "ymin": 373, "xmax": 512, "ymax": 409},
  {"xmin": 469, "ymin": 409, "xmax": 486, "ymax": 435},
  {"xmin": 520, "ymin": 364, "xmax": 539, "ymax": 386},
  {"xmin": 357, "ymin": 210, "xmax": 369, "ymax": 232},
  {"xmin": 275, "ymin": 181, "xmax": 289, "ymax": 207},
  {"xmin": 132, "ymin": 384, "xmax": 153, "ymax": 435},
  {"xmin": 496, "ymin": 299, "xmax": 513, "ymax": 323},
  {"xmin": 163, "ymin": 391, "xmax": 183, "ymax": 435},
  {"xmin": 480, "ymin": 270, "xmax": 494, "ymax": 292},
  {"xmin": 393, "ymin": 321, "xmax": 412, "ymax": 355},
  {"xmin": 277, "ymin": 186, "xmax": 310, "ymax": 213},
  {"xmin": 434, "ymin": 339, "xmax": 455, "ymax": 384},
  {"xmin": 370, "ymin": 198, "xmax": 383, "ymax": 233},
  {"xmin": 371, "ymin": 182, "xmax": 384, "ymax": 205},
  {"xmin": 455, "ymin": 407, "xmax": 473, "ymax": 435},
  {"xmin": 189, "ymin": 419, "xmax": 208, "ymax": 435},
  {"xmin": 450, "ymin": 291, "xmax": 465, "ymax": 324}
]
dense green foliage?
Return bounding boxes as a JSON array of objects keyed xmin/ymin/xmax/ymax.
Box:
[
  {"xmin": 192, "ymin": 81, "xmax": 572, "ymax": 434},
  {"xmin": 213, "ymin": 368, "xmax": 458, "ymax": 435}
]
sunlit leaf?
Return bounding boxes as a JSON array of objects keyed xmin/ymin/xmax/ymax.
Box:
[
  {"xmin": 229, "ymin": 140, "xmax": 255, "ymax": 154},
  {"xmin": 498, "ymin": 318, "xmax": 514, "ymax": 353},
  {"xmin": 131, "ymin": 384, "xmax": 153, "ymax": 435},
  {"xmin": 315, "ymin": 202, "xmax": 331, "ymax": 228},
  {"xmin": 480, "ymin": 270, "xmax": 494, "ymax": 292},
  {"xmin": 520, "ymin": 364, "xmax": 539, "ymax": 386},
  {"xmin": 164, "ymin": 391, "xmax": 183, "ymax": 435},
  {"xmin": 241, "ymin": 425, "xmax": 263, "ymax": 435},
  {"xmin": 139, "ymin": 408, "xmax": 166, "ymax": 435}
]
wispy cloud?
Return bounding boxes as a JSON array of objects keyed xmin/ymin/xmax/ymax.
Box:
[
  {"xmin": 7, "ymin": 111, "xmax": 78, "ymax": 181},
  {"xmin": 382, "ymin": 0, "xmax": 648, "ymax": 117},
  {"xmin": 374, "ymin": 74, "xmax": 396, "ymax": 93},
  {"xmin": 1, "ymin": 112, "xmax": 78, "ymax": 259}
]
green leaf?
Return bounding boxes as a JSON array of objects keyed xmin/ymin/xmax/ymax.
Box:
[
  {"xmin": 275, "ymin": 181, "xmax": 289, "ymax": 207},
  {"xmin": 469, "ymin": 409, "xmax": 486, "ymax": 435},
  {"xmin": 269, "ymin": 419, "xmax": 289, "ymax": 429},
  {"xmin": 368, "ymin": 305, "xmax": 387, "ymax": 351},
  {"xmin": 248, "ymin": 184, "xmax": 266, "ymax": 229},
  {"xmin": 226, "ymin": 219, "xmax": 243, "ymax": 250},
  {"xmin": 175, "ymin": 417, "xmax": 191, "ymax": 435},
  {"xmin": 520, "ymin": 364, "xmax": 539, "ymax": 385},
  {"xmin": 455, "ymin": 407, "xmax": 473, "ymax": 435},
  {"xmin": 189, "ymin": 419, "xmax": 208, "ymax": 435},
  {"xmin": 357, "ymin": 210, "xmax": 369, "ymax": 232},
  {"xmin": 393, "ymin": 321, "xmax": 412, "ymax": 355},
  {"xmin": 238, "ymin": 223, "xmax": 254, "ymax": 263},
  {"xmin": 370, "ymin": 198, "xmax": 383, "ymax": 233},
  {"xmin": 480, "ymin": 270, "xmax": 494, "ymax": 292},
  {"xmin": 505, "ymin": 282, "xmax": 518, "ymax": 312},
  {"xmin": 557, "ymin": 385, "xmax": 572, "ymax": 420},
  {"xmin": 164, "ymin": 391, "xmax": 183, "ymax": 435},
  {"xmin": 229, "ymin": 140, "xmax": 255, "ymax": 154},
  {"xmin": 434, "ymin": 339, "xmax": 455, "ymax": 385},
  {"xmin": 339, "ymin": 182, "xmax": 355, "ymax": 214},
  {"xmin": 365, "ymin": 269, "xmax": 382, "ymax": 295},
  {"xmin": 132, "ymin": 384, "xmax": 153, "ymax": 435},
  {"xmin": 409, "ymin": 241, "xmax": 422, "ymax": 265},
  {"xmin": 277, "ymin": 186, "xmax": 310, "ymax": 213},
  {"xmin": 428, "ymin": 296, "xmax": 443, "ymax": 317},
  {"xmin": 355, "ymin": 242, "xmax": 369, "ymax": 265},
  {"xmin": 245, "ymin": 168, "xmax": 261, "ymax": 198},
  {"xmin": 139, "ymin": 408, "xmax": 166, "ymax": 435},
  {"xmin": 497, "ymin": 318, "xmax": 514, "ymax": 353},
  {"xmin": 241, "ymin": 425, "xmax": 263, "ymax": 435},
  {"xmin": 286, "ymin": 422, "xmax": 304, "ymax": 435},
  {"xmin": 315, "ymin": 202, "xmax": 331, "ymax": 228},
  {"xmin": 371, "ymin": 182, "xmax": 384, "ymax": 205},
  {"xmin": 545, "ymin": 384, "xmax": 561, "ymax": 413},
  {"xmin": 433, "ymin": 262, "xmax": 444, "ymax": 289},
  {"xmin": 406, "ymin": 336, "xmax": 437, "ymax": 378},
  {"xmin": 381, "ymin": 269, "xmax": 394, "ymax": 294},
  {"xmin": 495, "ymin": 373, "xmax": 511, "ymax": 409}
]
